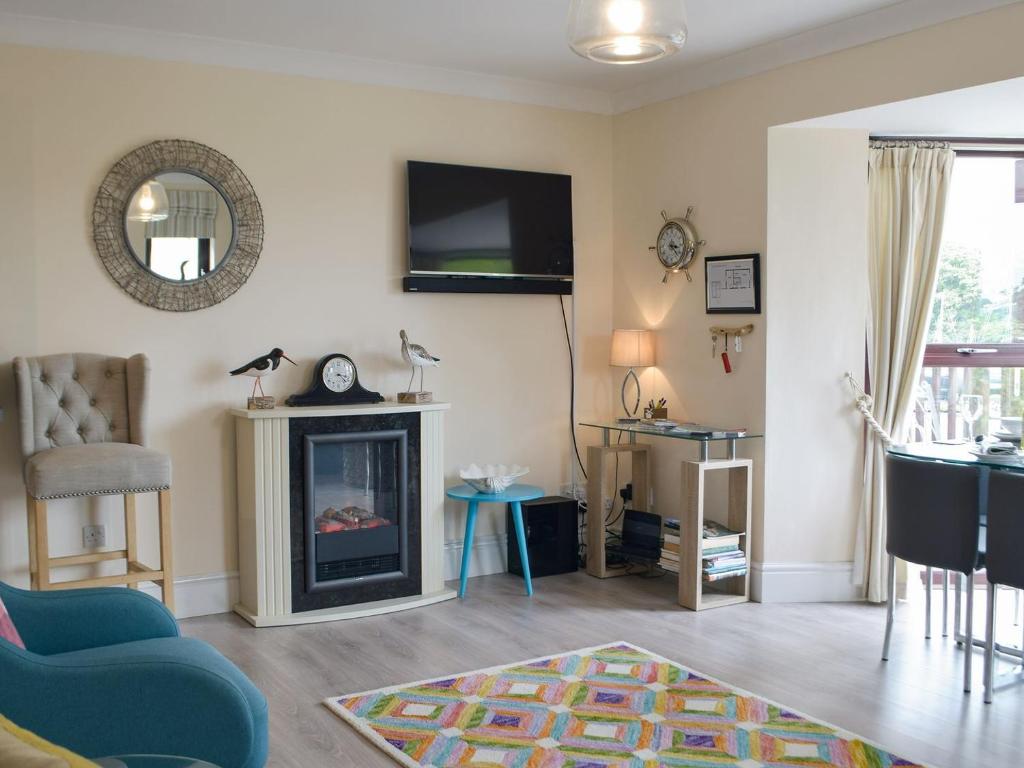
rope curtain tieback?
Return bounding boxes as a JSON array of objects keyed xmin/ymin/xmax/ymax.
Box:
[{"xmin": 844, "ymin": 372, "xmax": 893, "ymax": 447}]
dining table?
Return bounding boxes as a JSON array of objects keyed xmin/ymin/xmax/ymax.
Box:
[
  {"xmin": 888, "ymin": 440, "xmax": 1024, "ymax": 472},
  {"xmin": 887, "ymin": 440, "xmax": 1024, "ymax": 663}
]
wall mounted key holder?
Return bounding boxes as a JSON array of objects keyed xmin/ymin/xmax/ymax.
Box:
[{"xmin": 710, "ymin": 324, "xmax": 754, "ymax": 374}]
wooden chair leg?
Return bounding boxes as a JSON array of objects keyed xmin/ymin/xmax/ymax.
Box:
[
  {"xmin": 31, "ymin": 497, "xmax": 50, "ymax": 591},
  {"xmin": 124, "ymin": 494, "xmax": 138, "ymax": 590},
  {"xmin": 158, "ymin": 489, "xmax": 174, "ymax": 613},
  {"xmin": 26, "ymin": 494, "xmax": 38, "ymax": 590}
]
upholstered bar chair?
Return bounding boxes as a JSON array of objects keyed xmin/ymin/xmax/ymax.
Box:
[
  {"xmin": 882, "ymin": 453, "xmax": 984, "ymax": 692},
  {"xmin": 982, "ymin": 470, "xmax": 1024, "ymax": 704},
  {"xmin": 13, "ymin": 353, "xmax": 173, "ymax": 610}
]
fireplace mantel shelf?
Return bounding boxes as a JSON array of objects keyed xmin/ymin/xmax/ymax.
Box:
[{"xmin": 231, "ymin": 401, "xmax": 450, "ymax": 419}]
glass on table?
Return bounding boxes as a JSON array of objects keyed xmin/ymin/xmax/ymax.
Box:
[{"xmin": 958, "ymin": 394, "xmax": 985, "ymax": 439}]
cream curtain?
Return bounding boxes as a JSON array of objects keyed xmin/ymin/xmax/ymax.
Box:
[
  {"xmin": 856, "ymin": 141, "xmax": 955, "ymax": 603},
  {"xmin": 146, "ymin": 189, "xmax": 219, "ymax": 239}
]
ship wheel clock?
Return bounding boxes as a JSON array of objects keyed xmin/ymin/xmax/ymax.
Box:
[
  {"xmin": 650, "ymin": 207, "xmax": 706, "ymax": 283},
  {"xmin": 286, "ymin": 353, "xmax": 384, "ymax": 406}
]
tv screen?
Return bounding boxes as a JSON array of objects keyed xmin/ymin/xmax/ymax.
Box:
[{"xmin": 407, "ymin": 161, "xmax": 573, "ymax": 279}]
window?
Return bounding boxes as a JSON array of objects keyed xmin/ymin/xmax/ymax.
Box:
[
  {"xmin": 146, "ymin": 237, "xmax": 215, "ymax": 281},
  {"xmin": 917, "ymin": 154, "xmax": 1024, "ymax": 441}
]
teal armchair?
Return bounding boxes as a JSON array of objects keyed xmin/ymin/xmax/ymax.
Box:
[{"xmin": 0, "ymin": 581, "xmax": 267, "ymax": 768}]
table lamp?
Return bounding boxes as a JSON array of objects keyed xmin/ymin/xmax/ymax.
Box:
[{"xmin": 610, "ymin": 329, "xmax": 655, "ymax": 418}]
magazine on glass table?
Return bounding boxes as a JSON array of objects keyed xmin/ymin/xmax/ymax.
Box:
[{"xmin": 668, "ymin": 423, "xmax": 747, "ymax": 439}]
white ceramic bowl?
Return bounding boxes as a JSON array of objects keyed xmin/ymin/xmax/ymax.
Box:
[{"xmin": 458, "ymin": 463, "xmax": 529, "ymax": 494}]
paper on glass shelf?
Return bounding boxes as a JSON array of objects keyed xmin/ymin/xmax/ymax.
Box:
[{"xmin": 669, "ymin": 423, "xmax": 747, "ymax": 438}]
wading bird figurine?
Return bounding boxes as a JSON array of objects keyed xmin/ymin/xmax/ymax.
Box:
[
  {"xmin": 229, "ymin": 348, "xmax": 295, "ymax": 398},
  {"xmin": 400, "ymin": 329, "xmax": 439, "ymax": 393}
]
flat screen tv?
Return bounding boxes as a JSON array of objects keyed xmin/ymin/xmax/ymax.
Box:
[{"xmin": 407, "ymin": 161, "xmax": 573, "ymax": 281}]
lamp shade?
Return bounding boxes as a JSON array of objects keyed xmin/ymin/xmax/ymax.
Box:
[
  {"xmin": 127, "ymin": 179, "xmax": 170, "ymax": 222},
  {"xmin": 567, "ymin": 0, "xmax": 688, "ymax": 65},
  {"xmin": 610, "ymin": 329, "xmax": 655, "ymax": 368}
]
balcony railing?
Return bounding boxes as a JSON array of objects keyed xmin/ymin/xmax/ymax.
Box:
[{"xmin": 913, "ymin": 363, "xmax": 1024, "ymax": 441}]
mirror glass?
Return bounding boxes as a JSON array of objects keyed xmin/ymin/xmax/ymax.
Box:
[{"xmin": 124, "ymin": 172, "xmax": 235, "ymax": 282}]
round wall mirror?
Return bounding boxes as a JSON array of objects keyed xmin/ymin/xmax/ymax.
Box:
[
  {"xmin": 124, "ymin": 172, "xmax": 236, "ymax": 283},
  {"xmin": 93, "ymin": 140, "xmax": 263, "ymax": 312}
]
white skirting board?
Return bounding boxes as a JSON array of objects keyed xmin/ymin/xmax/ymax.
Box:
[
  {"xmin": 443, "ymin": 533, "xmax": 509, "ymax": 582},
  {"xmin": 139, "ymin": 531, "xmax": 509, "ymax": 619},
  {"xmin": 146, "ymin": 558, "xmax": 865, "ymax": 616},
  {"xmin": 750, "ymin": 561, "xmax": 863, "ymax": 603},
  {"xmin": 140, "ymin": 571, "xmax": 240, "ymax": 619}
]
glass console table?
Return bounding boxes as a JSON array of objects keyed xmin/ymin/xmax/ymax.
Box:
[
  {"xmin": 579, "ymin": 421, "xmax": 763, "ymax": 610},
  {"xmin": 580, "ymin": 420, "xmax": 762, "ymax": 461}
]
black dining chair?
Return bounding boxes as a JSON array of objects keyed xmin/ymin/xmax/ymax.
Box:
[
  {"xmin": 982, "ymin": 470, "xmax": 1024, "ymax": 703},
  {"xmin": 883, "ymin": 453, "xmax": 984, "ymax": 692}
]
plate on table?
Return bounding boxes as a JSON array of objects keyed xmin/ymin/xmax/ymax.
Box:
[
  {"xmin": 967, "ymin": 445, "xmax": 1024, "ymax": 464},
  {"xmin": 992, "ymin": 430, "xmax": 1022, "ymax": 444}
]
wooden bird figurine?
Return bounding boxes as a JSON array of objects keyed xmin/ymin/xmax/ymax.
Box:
[
  {"xmin": 400, "ymin": 330, "xmax": 439, "ymax": 393},
  {"xmin": 229, "ymin": 348, "xmax": 295, "ymax": 398}
]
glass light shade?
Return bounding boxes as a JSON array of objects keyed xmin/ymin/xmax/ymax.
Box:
[
  {"xmin": 126, "ymin": 179, "xmax": 170, "ymax": 222},
  {"xmin": 567, "ymin": 0, "xmax": 687, "ymax": 64},
  {"xmin": 610, "ymin": 329, "xmax": 656, "ymax": 368}
]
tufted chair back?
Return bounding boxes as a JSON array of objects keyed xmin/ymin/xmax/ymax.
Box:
[{"xmin": 13, "ymin": 353, "xmax": 150, "ymax": 459}]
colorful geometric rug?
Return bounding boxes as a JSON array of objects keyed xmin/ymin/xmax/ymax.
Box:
[{"xmin": 324, "ymin": 642, "xmax": 929, "ymax": 767}]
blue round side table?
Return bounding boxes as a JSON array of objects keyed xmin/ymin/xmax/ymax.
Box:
[{"xmin": 446, "ymin": 484, "xmax": 544, "ymax": 597}]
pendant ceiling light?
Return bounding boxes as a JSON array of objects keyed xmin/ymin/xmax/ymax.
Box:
[
  {"xmin": 126, "ymin": 178, "xmax": 170, "ymax": 222},
  {"xmin": 567, "ymin": 0, "xmax": 687, "ymax": 65}
]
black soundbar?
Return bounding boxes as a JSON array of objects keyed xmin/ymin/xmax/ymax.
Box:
[{"xmin": 403, "ymin": 275, "xmax": 573, "ymax": 295}]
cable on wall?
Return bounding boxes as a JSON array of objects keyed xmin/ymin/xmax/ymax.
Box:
[{"xmin": 560, "ymin": 294, "xmax": 587, "ymax": 480}]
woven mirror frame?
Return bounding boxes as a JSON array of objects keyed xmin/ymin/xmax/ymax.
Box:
[{"xmin": 92, "ymin": 139, "xmax": 264, "ymax": 312}]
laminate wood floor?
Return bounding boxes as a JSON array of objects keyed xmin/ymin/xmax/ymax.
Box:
[{"xmin": 182, "ymin": 572, "xmax": 1024, "ymax": 768}]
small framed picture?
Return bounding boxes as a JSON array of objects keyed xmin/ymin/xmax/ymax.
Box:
[{"xmin": 705, "ymin": 253, "xmax": 761, "ymax": 314}]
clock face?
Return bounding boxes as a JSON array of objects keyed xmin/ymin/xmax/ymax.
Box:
[
  {"xmin": 657, "ymin": 222, "xmax": 691, "ymax": 270},
  {"xmin": 322, "ymin": 356, "xmax": 355, "ymax": 393}
]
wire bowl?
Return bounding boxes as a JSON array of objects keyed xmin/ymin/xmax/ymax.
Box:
[{"xmin": 458, "ymin": 464, "xmax": 530, "ymax": 494}]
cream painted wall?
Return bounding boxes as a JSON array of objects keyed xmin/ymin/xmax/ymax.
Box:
[
  {"xmin": 0, "ymin": 44, "xmax": 614, "ymax": 590},
  {"xmin": 764, "ymin": 128, "xmax": 868, "ymax": 566},
  {"xmin": 611, "ymin": 3, "xmax": 1024, "ymax": 577},
  {"xmin": 3, "ymin": 2, "xmax": 1024, "ymax": 608}
]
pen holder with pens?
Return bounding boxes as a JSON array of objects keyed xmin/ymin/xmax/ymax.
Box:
[{"xmin": 644, "ymin": 398, "xmax": 668, "ymax": 419}]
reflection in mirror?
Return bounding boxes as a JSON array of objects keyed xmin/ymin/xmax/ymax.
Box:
[
  {"xmin": 127, "ymin": 179, "xmax": 169, "ymax": 222},
  {"xmin": 125, "ymin": 172, "xmax": 234, "ymax": 282}
]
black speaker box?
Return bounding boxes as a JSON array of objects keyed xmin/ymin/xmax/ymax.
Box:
[{"xmin": 506, "ymin": 495, "xmax": 579, "ymax": 578}]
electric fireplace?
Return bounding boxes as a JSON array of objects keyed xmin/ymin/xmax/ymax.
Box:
[
  {"xmin": 233, "ymin": 402, "xmax": 453, "ymax": 628},
  {"xmin": 306, "ymin": 429, "xmax": 406, "ymax": 587},
  {"xmin": 289, "ymin": 413, "xmax": 422, "ymax": 613}
]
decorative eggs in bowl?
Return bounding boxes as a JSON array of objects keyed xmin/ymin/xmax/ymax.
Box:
[{"xmin": 458, "ymin": 464, "xmax": 530, "ymax": 494}]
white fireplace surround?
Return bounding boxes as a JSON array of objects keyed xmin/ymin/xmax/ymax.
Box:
[{"xmin": 232, "ymin": 401, "xmax": 455, "ymax": 627}]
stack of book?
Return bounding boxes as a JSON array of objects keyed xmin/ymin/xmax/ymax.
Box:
[
  {"xmin": 659, "ymin": 518, "xmax": 681, "ymax": 572},
  {"xmin": 701, "ymin": 521, "xmax": 746, "ymax": 582},
  {"xmin": 657, "ymin": 518, "xmax": 747, "ymax": 582}
]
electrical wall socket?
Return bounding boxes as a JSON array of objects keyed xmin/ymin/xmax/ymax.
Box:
[
  {"xmin": 603, "ymin": 498, "xmax": 613, "ymax": 513},
  {"xmin": 83, "ymin": 524, "xmax": 106, "ymax": 548}
]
